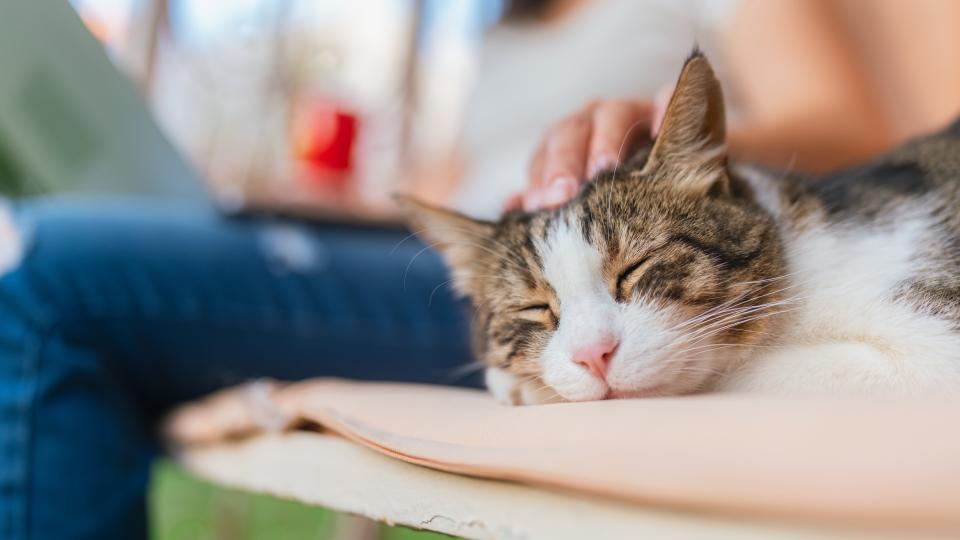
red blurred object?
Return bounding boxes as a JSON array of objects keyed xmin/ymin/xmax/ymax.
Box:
[{"xmin": 292, "ymin": 100, "xmax": 359, "ymax": 188}]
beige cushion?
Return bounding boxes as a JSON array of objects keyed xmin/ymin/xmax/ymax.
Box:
[{"xmin": 167, "ymin": 379, "xmax": 960, "ymax": 533}]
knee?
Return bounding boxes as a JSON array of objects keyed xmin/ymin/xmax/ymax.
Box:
[
  {"xmin": 0, "ymin": 197, "xmax": 202, "ymax": 327},
  {"xmin": 0, "ymin": 203, "xmax": 52, "ymax": 330},
  {"xmin": 0, "ymin": 202, "xmax": 28, "ymax": 280},
  {"xmin": 0, "ymin": 200, "xmax": 113, "ymax": 331}
]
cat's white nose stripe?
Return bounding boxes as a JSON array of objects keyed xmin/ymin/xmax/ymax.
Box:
[{"xmin": 537, "ymin": 218, "xmax": 625, "ymax": 401}]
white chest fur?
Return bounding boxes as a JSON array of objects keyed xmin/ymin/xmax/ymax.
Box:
[{"xmin": 720, "ymin": 208, "xmax": 960, "ymax": 395}]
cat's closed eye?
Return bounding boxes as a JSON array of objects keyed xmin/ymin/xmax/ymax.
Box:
[
  {"xmin": 515, "ymin": 303, "xmax": 551, "ymax": 313},
  {"xmin": 513, "ymin": 303, "xmax": 557, "ymax": 326},
  {"xmin": 615, "ymin": 257, "xmax": 652, "ymax": 302}
]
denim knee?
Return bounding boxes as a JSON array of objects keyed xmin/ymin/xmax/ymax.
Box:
[
  {"xmin": 0, "ymin": 207, "xmax": 54, "ymax": 540},
  {"xmin": 0, "ymin": 204, "xmax": 153, "ymax": 540}
]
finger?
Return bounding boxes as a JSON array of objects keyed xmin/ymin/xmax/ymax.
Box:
[
  {"xmin": 586, "ymin": 100, "xmax": 653, "ymax": 178},
  {"xmin": 535, "ymin": 114, "xmax": 592, "ymax": 209},
  {"xmin": 522, "ymin": 141, "xmax": 548, "ymax": 211},
  {"xmin": 527, "ymin": 139, "xmax": 547, "ymax": 191},
  {"xmin": 502, "ymin": 192, "xmax": 524, "ymax": 213}
]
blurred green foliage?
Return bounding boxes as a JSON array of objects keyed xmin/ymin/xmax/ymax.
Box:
[{"xmin": 149, "ymin": 460, "xmax": 456, "ymax": 540}]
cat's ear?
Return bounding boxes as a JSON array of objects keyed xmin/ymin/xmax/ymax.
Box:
[
  {"xmin": 648, "ymin": 49, "xmax": 730, "ymax": 196},
  {"xmin": 396, "ymin": 195, "xmax": 495, "ymax": 297}
]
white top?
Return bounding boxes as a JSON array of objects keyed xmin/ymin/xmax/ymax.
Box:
[{"xmin": 454, "ymin": 0, "xmax": 738, "ymax": 219}]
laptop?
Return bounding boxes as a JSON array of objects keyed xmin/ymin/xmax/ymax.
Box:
[{"xmin": 0, "ymin": 0, "xmax": 206, "ymax": 200}]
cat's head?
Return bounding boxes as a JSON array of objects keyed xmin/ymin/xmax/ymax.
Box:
[{"xmin": 400, "ymin": 52, "xmax": 786, "ymax": 402}]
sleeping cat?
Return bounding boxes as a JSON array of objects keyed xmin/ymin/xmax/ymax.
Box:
[{"xmin": 400, "ymin": 51, "xmax": 960, "ymax": 405}]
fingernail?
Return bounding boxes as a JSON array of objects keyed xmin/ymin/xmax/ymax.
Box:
[
  {"xmin": 502, "ymin": 193, "xmax": 524, "ymax": 213},
  {"xmin": 540, "ymin": 177, "xmax": 577, "ymax": 207},
  {"xmin": 522, "ymin": 190, "xmax": 543, "ymax": 212},
  {"xmin": 587, "ymin": 154, "xmax": 618, "ymax": 178}
]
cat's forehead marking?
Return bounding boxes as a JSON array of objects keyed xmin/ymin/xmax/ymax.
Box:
[{"xmin": 536, "ymin": 216, "xmax": 605, "ymax": 306}]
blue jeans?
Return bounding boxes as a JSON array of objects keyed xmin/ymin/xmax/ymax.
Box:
[{"xmin": 0, "ymin": 197, "xmax": 477, "ymax": 540}]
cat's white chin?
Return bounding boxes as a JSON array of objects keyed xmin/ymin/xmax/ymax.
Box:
[{"xmin": 552, "ymin": 378, "xmax": 691, "ymax": 402}]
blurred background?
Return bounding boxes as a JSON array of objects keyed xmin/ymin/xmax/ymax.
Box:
[
  {"xmin": 0, "ymin": 0, "xmax": 712, "ymax": 223},
  {"xmin": 68, "ymin": 0, "xmax": 507, "ymax": 217},
  {"xmin": 2, "ymin": 1, "xmax": 959, "ymax": 223}
]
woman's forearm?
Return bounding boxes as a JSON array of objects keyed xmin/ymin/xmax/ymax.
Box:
[
  {"xmin": 727, "ymin": 112, "xmax": 895, "ymax": 173},
  {"xmin": 724, "ymin": 0, "xmax": 894, "ymax": 172}
]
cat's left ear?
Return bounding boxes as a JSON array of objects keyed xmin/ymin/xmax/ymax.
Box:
[
  {"xmin": 395, "ymin": 195, "xmax": 496, "ymax": 297},
  {"xmin": 648, "ymin": 49, "xmax": 731, "ymax": 196}
]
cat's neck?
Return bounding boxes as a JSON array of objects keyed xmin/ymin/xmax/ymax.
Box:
[
  {"xmin": 734, "ymin": 165, "xmax": 826, "ymax": 233},
  {"xmin": 733, "ymin": 166, "xmax": 797, "ymax": 225}
]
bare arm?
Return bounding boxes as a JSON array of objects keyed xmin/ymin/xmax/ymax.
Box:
[
  {"xmin": 722, "ymin": 0, "xmax": 894, "ymax": 172},
  {"xmin": 520, "ymin": 0, "xmax": 905, "ymax": 211}
]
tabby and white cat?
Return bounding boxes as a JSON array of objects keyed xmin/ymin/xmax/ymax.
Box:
[{"xmin": 401, "ymin": 52, "xmax": 960, "ymax": 405}]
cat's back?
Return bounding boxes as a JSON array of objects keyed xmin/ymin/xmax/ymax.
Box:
[
  {"xmin": 805, "ymin": 116, "xmax": 960, "ymax": 225},
  {"xmin": 726, "ymin": 118, "xmax": 960, "ymax": 395},
  {"xmin": 800, "ymin": 117, "xmax": 960, "ymax": 314}
]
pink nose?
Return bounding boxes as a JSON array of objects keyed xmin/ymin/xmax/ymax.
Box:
[{"xmin": 573, "ymin": 336, "xmax": 619, "ymax": 380}]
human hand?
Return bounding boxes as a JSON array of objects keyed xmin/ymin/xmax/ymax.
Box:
[{"xmin": 510, "ymin": 87, "xmax": 672, "ymax": 213}]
